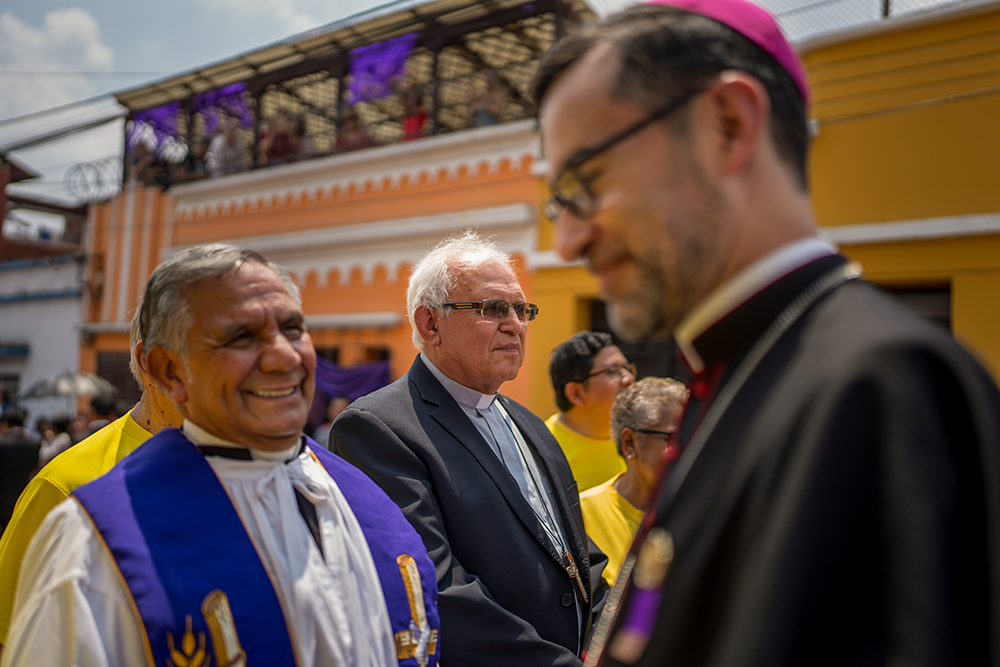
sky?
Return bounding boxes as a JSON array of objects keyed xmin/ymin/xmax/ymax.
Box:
[
  {"xmin": 0, "ymin": 0, "xmax": 960, "ymax": 233},
  {"xmin": 0, "ymin": 0, "xmax": 391, "ymax": 224}
]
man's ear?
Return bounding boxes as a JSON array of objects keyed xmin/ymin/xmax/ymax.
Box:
[
  {"xmin": 564, "ymin": 381, "xmax": 587, "ymax": 408},
  {"xmin": 706, "ymin": 72, "xmax": 769, "ymax": 177},
  {"xmin": 134, "ymin": 341, "xmax": 153, "ymax": 383},
  {"xmin": 414, "ymin": 305, "xmax": 442, "ymax": 348},
  {"xmin": 620, "ymin": 428, "xmax": 637, "ymax": 460},
  {"xmin": 144, "ymin": 346, "xmax": 189, "ymax": 405}
]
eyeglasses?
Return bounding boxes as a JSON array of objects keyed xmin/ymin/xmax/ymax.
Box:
[
  {"xmin": 633, "ymin": 428, "xmax": 675, "ymax": 442},
  {"xmin": 543, "ymin": 88, "xmax": 704, "ymax": 222},
  {"xmin": 579, "ymin": 362, "xmax": 637, "ymax": 382},
  {"xmin": 442, "ymin": 300, "xmax": 539, "ymax": 322}
]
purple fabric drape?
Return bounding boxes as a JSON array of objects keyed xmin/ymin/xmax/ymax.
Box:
[
  {"xmin": 128, "ymin": 103, "xmax": 181, "ymax": 150},
  {"xmin": 348, "ymin": 33, "xmax": 418, "ymax": 103},
  {"xmin": 314, "ymin": 357, "xmax": 391, "ymax": 401},
  {"xmin": 309, "ymin": 357, "xmax": 392, "ymax": 428},
  {"xmin": 194, "ymin": 83, "xmax": 254, "ymax": 136}
]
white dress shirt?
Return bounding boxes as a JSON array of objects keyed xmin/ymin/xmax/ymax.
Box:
[{"xmin": 2, "ymin": 422, "xmax": 396, "ymax": 667}]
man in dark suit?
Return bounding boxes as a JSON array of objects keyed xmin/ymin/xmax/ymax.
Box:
[
  {"xmin": 0, "ymin": 406, "xmax": 39, "ymax": 532},
  {"xmin": 332, "ymin": 231, "xmax": 607, "ymax": 666},
  {"xmin": 533, "ymin": 0, "xmax": 1000, "ymax": 665}
]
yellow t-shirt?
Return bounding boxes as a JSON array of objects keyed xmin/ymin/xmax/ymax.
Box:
[
  {"xmin": 0, "ymin": 412, "xmax": 151, "ymax": 643},
  {"xmin": 580, "ymin": 473, "xmax": 644, "ymax": 587},
  {"xmin": 545, "ymin": 413, "xmax": 626, "ymax": 492}
]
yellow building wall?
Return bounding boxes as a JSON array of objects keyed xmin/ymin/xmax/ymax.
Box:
[
  {"xmin": 811, "ymin": 93, "xmax": 1000, "ymax": 225},
  {"xmin": 805, "ymin": 5, "xmax": 1000, "ymax": 224},
  {"xmin": 842, "ymin": 234, "xmax": 1000, "ymax": 379},
  {"xmin": 803, "ymin": 4, "xmax": 1000, "ymax": 381},
  {"xmin": 530, "ymin": 266, "xmax": 601, "ymax": 419}
]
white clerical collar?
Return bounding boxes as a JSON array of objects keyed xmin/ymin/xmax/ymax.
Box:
[
  {"xmin": 182, "ymin": 419, "xmax": 299, "ymax": 462},
  {"xmin": 420, "ymin": 353, "xmax": 497, "ymax": 410},
  {"xmin": 675, "ymin": 236, "xmax": 837, "ymax": 374}
]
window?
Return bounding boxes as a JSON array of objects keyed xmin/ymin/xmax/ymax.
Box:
[
  {"xmin": 363, "ymin": 346, "xmax": 390, "ymax": 363},
  {"xmin": 0, "ymin": 372, "xmax": 19, "ymax": 401},
  {"xmin": 882, "ymin": 284, "xmax": 951, "ymax": 333},
  {"xmin": 589, "ymin": 300, "xmax": 691, "ymax": 386},
  {"xmin": 96, "ymin": 353, "xmax": 141, "ymax": 406},
  {"xmin": 315, "ymin": 347, "xmax": 340, "ymax": 364}
]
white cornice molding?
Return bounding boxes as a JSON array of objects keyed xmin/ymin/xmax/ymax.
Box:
[
  {"xmin": 164, "ymin": 203, "xmax": 539, "ymax": 286},
  {"xmin": 529, "ymin": 249, "xmax": 586, "ymax": 269},
  {"xmin": 80, "ymin": 321, "xmax": 130, "ymax": 335},
  {"xmin": 821, "ymin": 212, "xmax": 1000, "ymax": 245},
  {"xmin": 306, "ymin": 312, "xmax": 402, "ymax": 329},
  {"xmin": 169, "ymin": 120, "xmax": 540, "ymax": 219}
]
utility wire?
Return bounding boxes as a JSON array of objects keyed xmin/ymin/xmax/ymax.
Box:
[
  {"xmin": 0, "ymin": 111, "xmax": 124, "ymax": 149},
  {"xmin": 0, "ymin": 113, "xmax": 126, "ymax": 152},
  {"xmin": 0, "ymin": 94, "xmax": 120, "ymax": 127},
  {"xmin": 0, "ymin": 71, "xmax": 171, "ymax": 77}
]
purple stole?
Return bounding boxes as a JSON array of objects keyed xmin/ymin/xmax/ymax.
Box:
[{"xmin": 73, "ymin": 428, "xmax": 439, "ymax": 667}]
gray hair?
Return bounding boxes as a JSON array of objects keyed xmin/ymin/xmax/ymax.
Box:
[
  {"xmin": 128, "ymin": 297, "xmax": 143, "ymax": 384},
  {"xmin": 406, "ymin": 231, "xmax": 514, "ymax": 351},
  {"xmin": 611, "ymin": 376, "xmax": 689, "ymax": 456},
  {"xmin": 140, "ymin": 244, "xmax": 300, "ymax": 357}
]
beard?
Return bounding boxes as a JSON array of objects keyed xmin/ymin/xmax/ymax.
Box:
[
  {"xmin": 605, "ymin": 260, "xmax": 674, "ymax": 343},
  {"xmin": 605, "ymin": 176, "xmax": 725, "ymax": 343}
]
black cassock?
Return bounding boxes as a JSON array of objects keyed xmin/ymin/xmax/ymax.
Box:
[{"xmin": 599, "ymin": 254, "xmax": 1000, "ymax": 667}]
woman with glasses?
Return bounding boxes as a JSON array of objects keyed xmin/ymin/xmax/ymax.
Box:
[{"xmin": 581, "ymin": 377, "xmax": 688, "ymax": 586}]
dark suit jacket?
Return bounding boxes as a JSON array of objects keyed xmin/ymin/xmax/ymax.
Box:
[
  {"xmin": 332, "ymin": 356, "xmax": 607, "ymax": 667},
  {"xmin": 604, "ymin": 255, "xmax": 1000, "ymax": 667},
  {"xmin": 0, "ymin": 428, "xmax": 39, "ymax": 531}
]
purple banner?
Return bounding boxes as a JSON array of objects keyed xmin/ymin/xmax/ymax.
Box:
[
  {"xmin": 315, "ymin": 356, "xmax": 391, "ymax": 401},
  {"xmin": 309, "ymin": 356, "xmax": 391, "ymax": 427},
  {"xmin": 348, "ymin": 33, "xmax": 418, "ymax": 103},
  {"xmin": 128, "ymin": 103, "xmax": 181, "ymax": 150},
  {"xmin": 193, "ymin": 82, "xmax": 253, "ymax": 136}
]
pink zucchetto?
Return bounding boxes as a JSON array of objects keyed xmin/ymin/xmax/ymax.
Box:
[{"xmin": 644, "ymin": 0, "xmax": 810, "ymax": 105}]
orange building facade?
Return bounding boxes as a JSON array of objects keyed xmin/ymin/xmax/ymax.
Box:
[{"xmin": 81, "ymin": 120, "xmax": 551, "ymax": 406}]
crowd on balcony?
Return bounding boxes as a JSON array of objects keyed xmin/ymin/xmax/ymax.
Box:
[{"xmin": 124, "ymin": 73, "xmax": 512, "ymax": 190}]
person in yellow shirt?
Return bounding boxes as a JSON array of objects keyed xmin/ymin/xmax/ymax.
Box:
[
  {"xmin": 546, "ymin": 331, "xmax": 636, "ymax": 491},
  {"xmin": 0, "ymin": 304, "xmax": 182, "ymax": 649},
  {"xmin": 581, "ymin": 377, "xmax": 688, "ymax": 586}
]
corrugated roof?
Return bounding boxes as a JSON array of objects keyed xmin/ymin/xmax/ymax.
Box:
[{"xmin": 115, "ymin": 0, "xmax": 594, "ymax": 112}]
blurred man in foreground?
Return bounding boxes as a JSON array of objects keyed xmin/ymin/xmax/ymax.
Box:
[{"xmin": 534, "ymin": 0, "xmax": 1000, "ymax": 664}]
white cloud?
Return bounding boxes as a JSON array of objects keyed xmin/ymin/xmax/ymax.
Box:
[
  {"xmin": 189, "ymin": 0, "xmax": 318, "ymax": 38},
  {"xmin": 0, "ymin": 8, "xmax": 114, "ymax": 120}
]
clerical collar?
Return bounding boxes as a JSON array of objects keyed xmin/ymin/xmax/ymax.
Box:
[
  {"xmin": 182, "ymin": 420, "xmax": 299, "ymax": 462},
  {"xmin": 675, "ymin": 237, "xmax": 836, "ymax": 373},
  {"xmin": 420, "ymin": 353, "xmax": 496, "ymax": 410}
]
